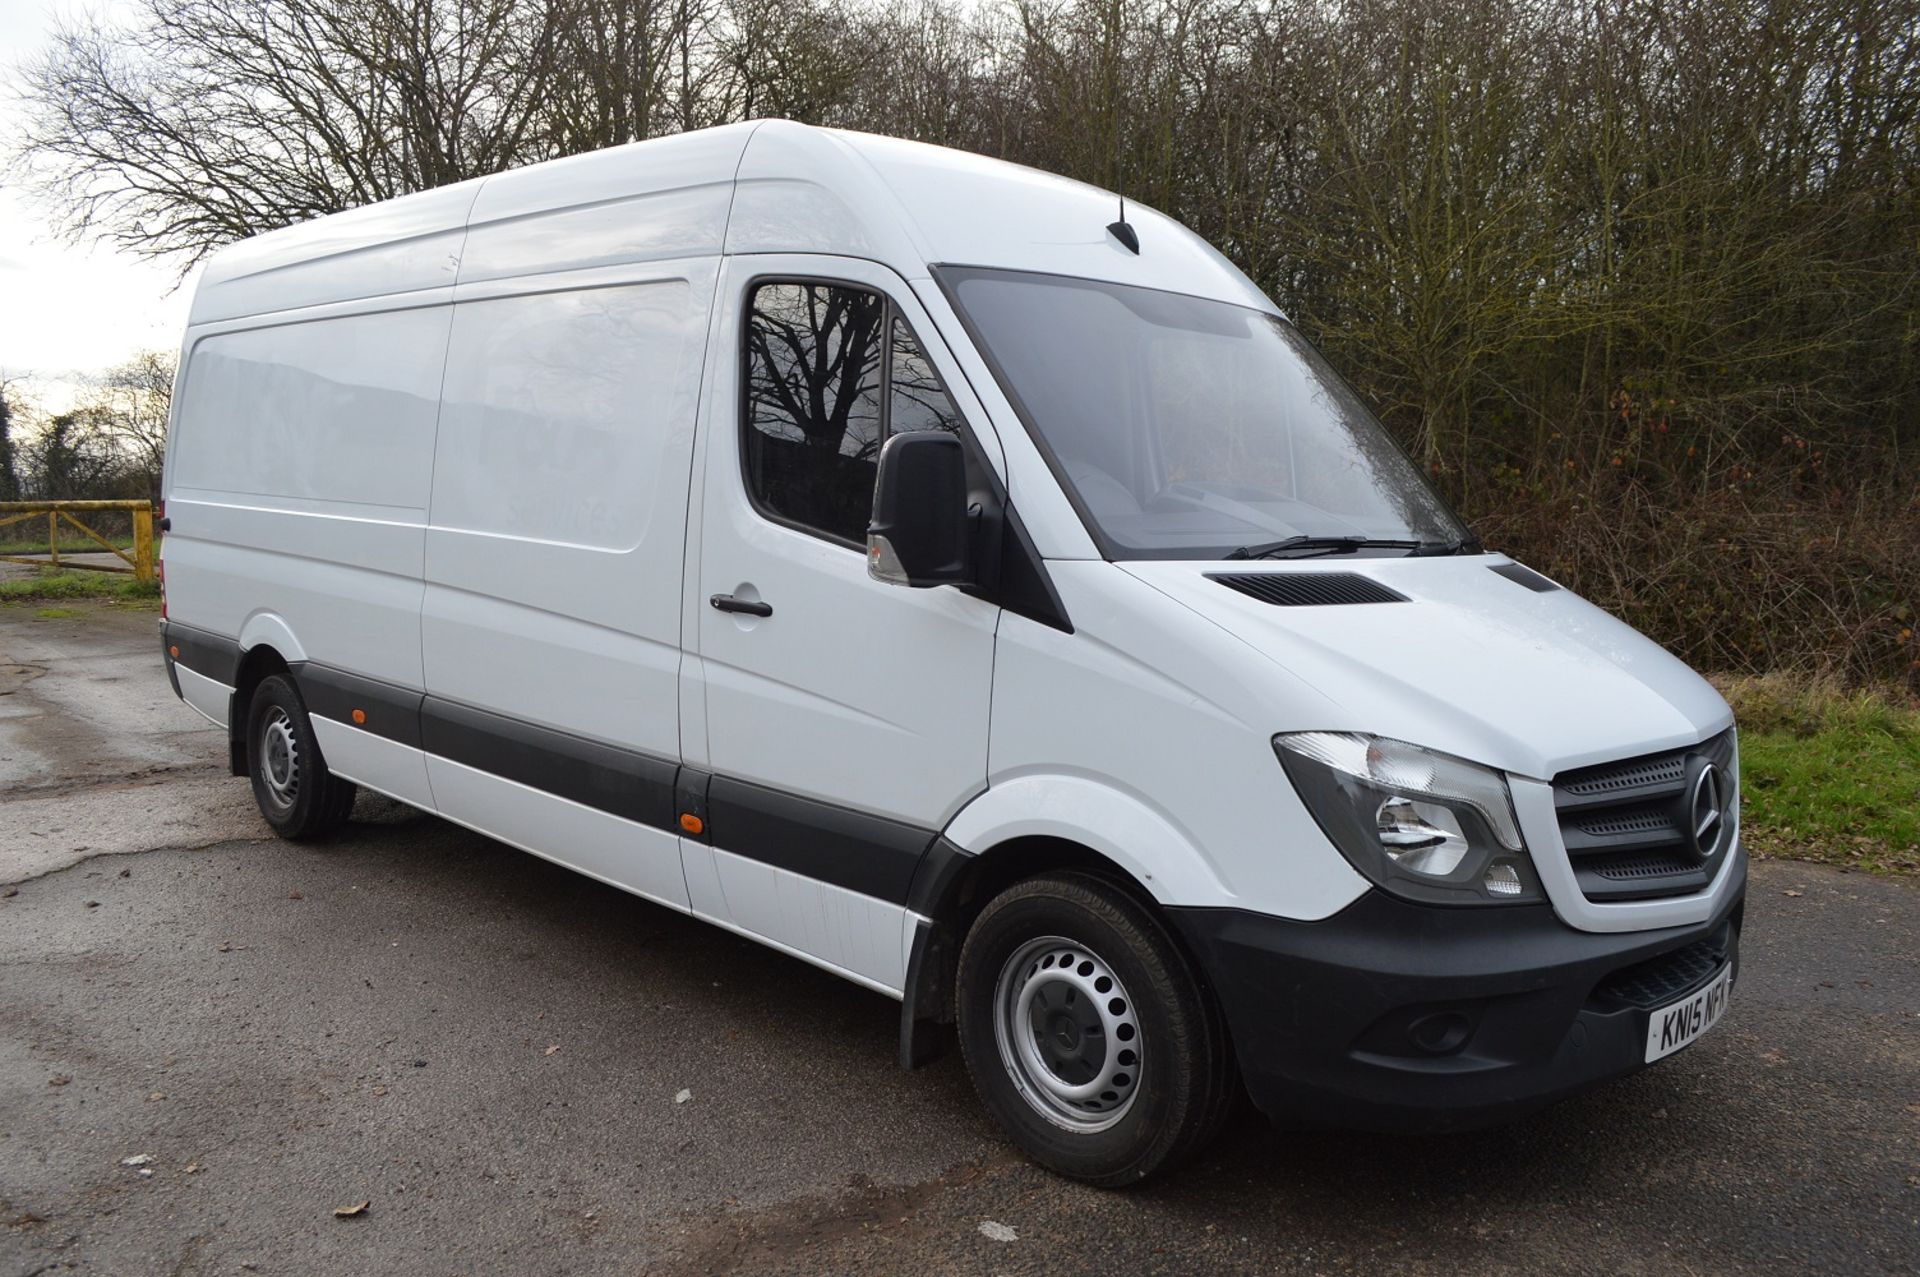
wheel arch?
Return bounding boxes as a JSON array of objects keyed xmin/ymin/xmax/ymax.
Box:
[
  {"xmin": 225, "ymin": 612, "xmax": 307, "ymax": 775},
  {"xmin": 938, "ymin": 773, "xmax": 1233, "ymax": 910},
  {"xmin": 227, "ymin": 642, "xmax": 293, "ymax": 776},
  {"xmin": 900, "ymin": 832, "xmax": 1164, "ymax": 1070},
  {"xmin": 899, "ymin": 774, "xmax": 1235, "ymax": 1071}
]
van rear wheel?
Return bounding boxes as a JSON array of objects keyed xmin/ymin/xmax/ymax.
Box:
[
  {"xmin": 245, "ymin": 674, "xmax": 355, "ymax": 839},
  {"xmin": 955, "ymin": 871, "xmax": 1235, "ymax": 1186}
]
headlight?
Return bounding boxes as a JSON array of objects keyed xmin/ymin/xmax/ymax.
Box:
[{"xmin": 1274, "ymin": 732, "xmax": 1544, "ymax": 905}]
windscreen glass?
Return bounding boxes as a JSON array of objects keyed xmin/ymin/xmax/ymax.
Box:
[{"xmin": 942, "ymin": 268, "xmax": 1466, "ymax": 559}]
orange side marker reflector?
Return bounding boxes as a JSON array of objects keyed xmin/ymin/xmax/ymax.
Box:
[
  {"xmin": 679, "ymin": 813, "xmax": 704, "ymax": 836},
  {"xmin": 351, "ymin": 709, "xmax": 367, "ymax": 725},
  {"xmin": 168, "ymin": 645, "xmax": 180, "ymax": 659}
]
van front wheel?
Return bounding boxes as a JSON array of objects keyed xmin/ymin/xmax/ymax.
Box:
[
  {"xmin": 955, "ymin": 872, "xmax": 1235, "ymax": 1186},
  {"xmin": 245, "ymin": 674, "xmax": 355, "ymax": 839}
]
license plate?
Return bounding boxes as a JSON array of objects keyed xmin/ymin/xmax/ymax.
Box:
[{"xmin": 1644, "ymin": 962, "xmax": 1733, "ymax": 1063}]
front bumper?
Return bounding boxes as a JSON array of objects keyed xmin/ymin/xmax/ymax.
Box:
[{"xmin": 1168, "ymin": 850, "xmax": 1746, "ymax": 1132}]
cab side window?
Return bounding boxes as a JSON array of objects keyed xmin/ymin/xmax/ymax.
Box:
[
  {"xmin": 887, "ymin": 315, "xmax": 962, "ymax": 436},
  {"xmin": 743, "ymin": 281, "xmax": 963, "ymax": 545}
]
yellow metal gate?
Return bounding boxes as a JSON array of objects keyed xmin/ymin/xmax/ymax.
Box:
[{"xmin": 0, "ymin": 500, "xmax": 157, "ymax": 582}]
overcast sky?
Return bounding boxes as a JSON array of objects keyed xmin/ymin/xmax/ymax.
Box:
[{"xmin": 1, "ymin": 1, "xmax": 197, "ymax": 412}]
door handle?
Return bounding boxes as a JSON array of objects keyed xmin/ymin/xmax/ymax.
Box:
[{"xmin": 710, "ymin": 593, "xmax": 772, "ymax": 618}]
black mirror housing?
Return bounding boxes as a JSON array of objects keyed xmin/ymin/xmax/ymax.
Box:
[{"xmin": 868, "ymin": 431, "xmax": 973, "ymax": 587}]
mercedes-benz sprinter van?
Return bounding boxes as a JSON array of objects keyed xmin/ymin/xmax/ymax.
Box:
[{"xmin": 159, "ymin": 121, "xmax": 1744, "ymax": 1185}]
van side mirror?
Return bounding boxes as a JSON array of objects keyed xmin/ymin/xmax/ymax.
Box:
[{"xmin": 868, "ymin": 431, "xmax": 973, "ymax": 587}]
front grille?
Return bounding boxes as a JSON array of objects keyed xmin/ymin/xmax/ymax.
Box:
[
  {"xmin": 1582, "ymin": 849, "xmax": 1704, "ymax": 882},
  {"xmin": 1560, "ymin": 755, "xmax": 1686, "ymax": 798},
  {"xmin": 1591, "ymin": 925, "xmax": 1732, "ymax": 1009},
  {"xmin": 1551, "ymin": 729, "xmax": 1736, "ymax": 902},
  {"xmin": 1570, "ymin": 810, "xmax": 1676, "ymax": 839}
]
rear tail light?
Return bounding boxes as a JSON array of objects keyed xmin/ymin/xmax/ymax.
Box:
[{"xmin": 156, "ymin": 505, "xmax": 167, "ymax": 620}]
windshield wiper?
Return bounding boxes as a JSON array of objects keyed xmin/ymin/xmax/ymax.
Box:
[
  {"xmin": 1224, "ymin": 534, "xmax": 1485, "ymax": 561},
  {"xmin": 1224, "ymin": 536, "xmax": 1412, "ymax": 560}
]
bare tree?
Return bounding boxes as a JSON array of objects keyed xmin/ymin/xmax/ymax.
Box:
[
  {"xmin": 76, "ymin": 352, "xmax": 176, "ymax": 495},
  {"xmin": 17, "ymin": 413, "xmax": 127, "ymax": 501},
  {"xmin": 13, "ymin": 0, "xmax": 563, "ymax": 267},
  {"xmin": 10, "ymin": 0, "xmax": 1920, "ymax": 679}
]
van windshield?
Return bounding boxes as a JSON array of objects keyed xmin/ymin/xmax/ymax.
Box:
[{"xmin": 940, "ymin": 267, "xmax": 1467, "ymax": 560}]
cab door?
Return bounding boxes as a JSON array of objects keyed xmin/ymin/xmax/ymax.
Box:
[{"xmin": 682, "ymin": 255, "xmax": 1003, "ymax": 991}]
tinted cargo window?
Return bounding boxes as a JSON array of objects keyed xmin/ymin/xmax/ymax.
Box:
[{"xmin": 742, "ymin": 282, "xmax": 964, "ymax": 544}]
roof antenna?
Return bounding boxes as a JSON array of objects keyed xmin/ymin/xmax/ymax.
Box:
[
  {"xmin": 1108, "ymin": 196, "xmax": 1139, "ymax": 254},
  {"xmin": 1106, "ymin": 93, "xmax": 1139, "ymax": 254}
]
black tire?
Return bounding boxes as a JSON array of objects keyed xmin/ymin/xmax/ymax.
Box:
[
  {"xmin": 245, "ymin": 674, "xmax": 356, "ymax": 839},
  {"xmin": 955, "ymin": 872, "xmax": 1236, "ymax": 1186}
]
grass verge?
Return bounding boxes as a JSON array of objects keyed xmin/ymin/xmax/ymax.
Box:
[
  {"xmin": 1716, "ymin": 674, "xmax": 1920, "ymax": 873},
  {"xmin": 0, "ymin": 568, "xmax": 161, "ymax": 605}
]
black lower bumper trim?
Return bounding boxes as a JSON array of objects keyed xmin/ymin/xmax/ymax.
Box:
[
  {"xmin": 1168, "ymin": 853, "xmax": 1746, "ymax": 1132},
  {"xmin": 162, "ymin": 620, "xmax": 240, "ymax": 687}
]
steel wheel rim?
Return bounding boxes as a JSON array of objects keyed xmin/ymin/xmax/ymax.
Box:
[
  {"xmin": 991, "ymin": 935, "xmax": 1142, "ymax": 1132},
  {"xmin": 260, "ymin": 707, "xmax": 299, "ymax": 809}
]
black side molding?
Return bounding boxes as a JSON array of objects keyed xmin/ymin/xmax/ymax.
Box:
[
  {"xmin": 285, "ymin": 662, "xmax": 948, "ymax": 897},
  {"xmin": 162, "ymin": 620, "xmax": 242, "ymax": 685},
  {"xmin": 708, "ymin": 776, "xmax": 936, "ymax": 905},
  {"xmin": 160, "ymin": 630, "xmax": 183, "ymax": 700},
  {"xmin": 295, "ymin": 663, "xmax": 425, "ymax": 749},
  {"xmin": 272, "ymin": 661, "xmax": 962, "ymax": 918},
  {"xmin": 905, "ymin": 835, "xmax": 975, "ymax": 920},
  {"xmin": 420, "ymin": 695, "xmax": 678, "ymax": 833}
]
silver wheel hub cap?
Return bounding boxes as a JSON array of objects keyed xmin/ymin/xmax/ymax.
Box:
[
  {"xmin": 992, "ymin": 936, "xmax": 1142, "ymax": 1132},
  {"xmin": 261, "ymin": 708, "xmax": 299, "ymax": 807}
]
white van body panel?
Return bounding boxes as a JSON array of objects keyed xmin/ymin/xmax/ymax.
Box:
[
  {"xmin": 973, "ymin": 560, "xmax": 1372, "ymax": 921},
  {"xmin": 189, "ymin": 181, "xmax": 482, "ymax": 325},
  {"xmin": 730, "ymin": 123, "xmax": 1275, "ymax": 312},
  {"xmin": 941, "ymin": 773, "xmax": 1233, "ymax": 909},
  {"xmin": 174, "ymin": 665, "xmax": 233, "ymax": 728},
  {"xmin": 166, "ymin": 299, "xmax": 452, "ymax": 701},
  {"xmin": 706, "ymin": 847, "xmax": 908, "ymax": 994},
  {"xmin": 690, "ymin": 254, "xmax": 1000, "ymax": 828},
  {"xmin": 677, "ymin": 842, "xmax": 906, "ymax": 998},
  {"xmin": 235, "ymin": 612, "xmax": 306, "ymax": 665},
  {"xmin": 310, "ymin": 718, "xmax": 436, "ymax": 811},
  {"xmin": 425, "ymin": 754, "xmax": 691, "ymax": 913},
  {"xmin": 1115, "ymin": 554, "xmax": 1741, "ymax": 931},
  {"xmin": 677, "ymin": 255, "xmax": 998, "ymax": 971},
  {"xmin": 1120, "ymin": 556, "xmax": 1733, "ymax": 781},
  {"xmin": 419, "ymin": 261, "xmax": 713, "ymax": 750},
  {"xmin": 458, "ymin": 126, "xmax": 744, "ymax": 284},
  {"xmin": 162, "ymin": 117, "xmax": 1745, "ymax": 1079}
]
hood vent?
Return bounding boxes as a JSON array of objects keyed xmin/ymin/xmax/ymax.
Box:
[
  {"xmin": 1490, "ymin": 562, "xmax": 1560, "ymax": 593},
  {"xmin": 1208, "ymin": 572, "xmax": 1408, "ymax": 606}
]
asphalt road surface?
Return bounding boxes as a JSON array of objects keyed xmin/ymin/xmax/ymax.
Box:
[{"xmin": 3, "ymin": 604, "xmax": 1917, "ymax": 1275}]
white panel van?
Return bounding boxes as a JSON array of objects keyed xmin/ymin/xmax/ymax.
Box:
[{"xmin": 160, "ymin": 122, "xmax": 1744, "ymax": 1185}]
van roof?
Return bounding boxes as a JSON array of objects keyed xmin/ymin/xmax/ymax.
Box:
[{"xmin": 189, "ymin": 120, "xmax": 1276, "ymax": 326}]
